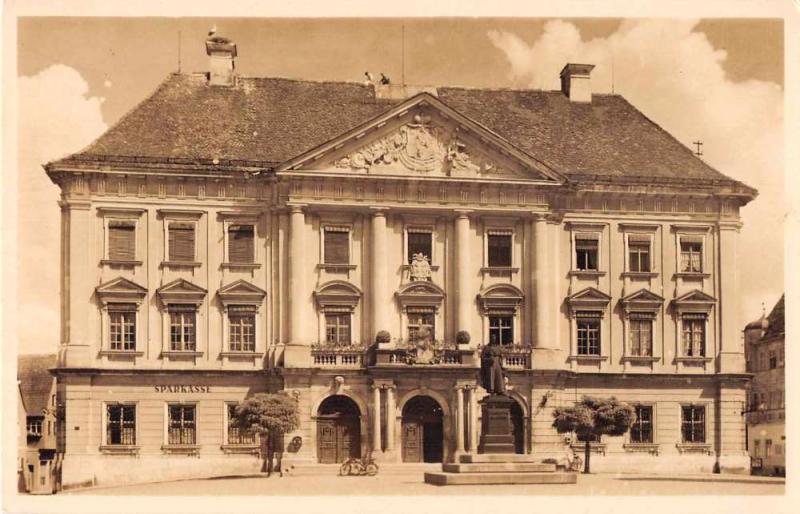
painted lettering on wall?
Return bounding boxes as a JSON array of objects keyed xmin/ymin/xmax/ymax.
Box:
[{"xmin": 154, "ymin": 385, "xmax": 211, "ymax": 393}]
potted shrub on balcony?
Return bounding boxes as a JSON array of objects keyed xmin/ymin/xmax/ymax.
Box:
[
  {"xmin": 375, "ymin": 330, "xmax": 392, "ymax": 347},
  {"xmin": 456, "ymin": 330, "xmax": 471, "ymax": 345}
]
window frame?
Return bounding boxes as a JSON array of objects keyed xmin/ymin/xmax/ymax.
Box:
[
  {"xmin": 488, "ymin": 315, "xmax": 514, "ymax": 345},
  {"xmin": 164, "ymin": 403, "xmax": 199, "ymax": 448},
  {"xmin": 681, "ymin": 314, "xmax": 707, "ymax": 357},
  {"xmin": 680, "ymin": 404, "xmax": 707, "ymax": 444},
  {"xmin": 167, "ymin": 305, "xmax": 198, "ymax": 352},
  {"xmin": 103, "ymin": 402, "xmax": 138, "ymax": 447},
  {"xmin": 485, "ymin": 230, "xmax": 513, "ymax": 268},
  {"xmin": 672, "ymin": 226, "xmax": 712, "ymax": 278},
  {"xmin": 220, "ymin": 213, "xmax": 261, "ymax": 269},
  {"xmin": 405, "ymin": 226, "xmax": 435, "ymax": 266},
  {"xmin": 619, "ymin": 225, "xmax": 659, "ymax": 276},
  {"xmin": 629, "ymin": 404, "xmax": 655, "ymax": 444},
  {"xmin": 99, "ymin": 207, "xmax": 145, "ymax": 266},
  {"xmin": 108, "ymin": 303, "xmax": 138, "ymax": 352},
  {"xmin": 225, "ymin": 402, "xmax": 257, "ymax": 446},
  {"xmin": 227, "ymin": 305, "xmax": 257, "ymax": 352},
  {"xmin": 321, "ymin": 224, "xmax": 352, "ymax": 266},
  {"xmin": 159, "ymin": 210, "xmax": 203, "ymax": 267},
  {"xmin": 567, "ymin": 223, "xmax": 606, "ymax": 276},
  {"xmin": 406, "ymin": 308, "xmax": 436, "ymax": 343},
  {"xmin": 575, "ymin": 313, "xmax": 602, "ymax": 356},
  {"xmin": 324, "ymin": 311, "xmax": 353, "ymax": 346}
]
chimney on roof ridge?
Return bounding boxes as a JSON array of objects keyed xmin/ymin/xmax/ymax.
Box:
[
  {"xmin": 560, "ymin": 63, "xmax": 595, "ymax": 103},
  {"xmin": 205, "ymin": 32, "xmax": 237, "ymax": 86}
]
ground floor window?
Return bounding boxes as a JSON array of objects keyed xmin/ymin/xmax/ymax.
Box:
[
  {"xmin": 489, "ymin": 315, "xmax": 514, "ymax": 345},
  {"xmin": 227, "ymin": 404, "xmax": 256, "ymax": 445},
  {"xmin": 681, "ymin": 405, "xmax": 705, "ymax": 443},
  {"xmin": 765, "ymin": 439, "xmax": 773, "ymax": 457},
  {"xmin": 325, "ymin": 312, "xmax": 352, "ymax": 346},
  {"xmin": 168, "ymin": 404, "xmax": 196, "ymax": 445},
  {"xmin": 576, "ymin": 313, "xmax": 601, "ymax": 355},
  {"xmin": 630, "ymin": 405, "xmax": 653, "ymax": 443},
  {"xmin": 106, "ymin": 404, "xmax": 136, "ymax": 445},
  {"xmin": 408, "ymin": 310, "xmax": 435, "ymax": 342},
  {"xmin": 753, "ymin": 439, "xmax": 761, "ymax": 457}
]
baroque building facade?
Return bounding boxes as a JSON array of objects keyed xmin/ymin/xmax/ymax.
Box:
[{"xmin": 46, "ymin": 35, "xmax": 757, "ymax": 488}]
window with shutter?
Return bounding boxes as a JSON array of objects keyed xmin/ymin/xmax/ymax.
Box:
[
  {"xmin": 575, "ymin": 234, "xmax": 599, "ymax": 271},
  {"xmin": 168, "ymin": 222, "xmax": 195, "ymax": 262},
  {"xmin": 628, "ymin": 235, "xmax": 651, "ymax": 272},
  {"xmin": 487, "ymin": 232, "xmax": 512, "ymax": 267},
  {"xmin": 228, "ymin": 224, "xmax": 254, "ymax": 263},
  {"xmin": 324, "ymin": 227, "xmax": 349, "ymax": 264},
  {"xmin": 108, "ymin": 220, "xmax": 136, "ymax": 261}
]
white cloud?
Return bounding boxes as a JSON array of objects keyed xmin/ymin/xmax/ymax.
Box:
[
  {"xmin": 18, "ymin": 64, "xmax": 108, "ymax": 354},
  {"xmin": 489, "ymin": 19, "xmax": 784, "ymax": 323}
]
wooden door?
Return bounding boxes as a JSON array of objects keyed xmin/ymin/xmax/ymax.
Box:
[
  {"xmin": 338, "ymin": 418, "xmax": 359, "ymax": 461},
  {"xmin": 317, "ymin": 419, "xmax": 338, "ymax": 464},
  {"xmin": 402, "ymin": 422, "xmax": 423, "ymax": 462}
]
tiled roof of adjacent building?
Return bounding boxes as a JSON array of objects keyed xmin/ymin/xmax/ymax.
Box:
[
  {"xmin": 50, "ymin": 73, "xmax": 754, "ymax": 193},
  {"xmin": 18, "ymin": 354, "xmax": 57, "ymax": 415},
  {"xmin": 763, "ymin": 294, "xmax": 785, "ymax": 340}
]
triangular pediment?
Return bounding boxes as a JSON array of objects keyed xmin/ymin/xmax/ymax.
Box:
[
  {"xmin": 96, "ymin": 277, "xmax": 147, "ymax": 305},
  {"xmin": 622, "ymin": 289, "xmax": 665, "ymax": 304},
  {"xmin": 673, "ymin": 289, "xmax": 717, "ymax": 305},
  {"xmin": 277, "ymin": 94, "xmax": 565, "ymax": 184},
  {"xmin": 218, "ymin": 279, "xmax": 267, "ymax": 306},
  {"xmin": 568, "ymin": 287, "xmax": 612, "ymax": 303},
  {"xmin": 157, "ymin": 278, "xmax": 207, "ymax": 305}
]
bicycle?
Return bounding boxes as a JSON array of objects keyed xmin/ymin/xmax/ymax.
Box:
[
  {"xmin": 339, "ymin": 453, "xmax": 379, "ymax": 476},
  {"xmin": 567, "ymin": 449, "xmax": 584, "ymax": 473}
]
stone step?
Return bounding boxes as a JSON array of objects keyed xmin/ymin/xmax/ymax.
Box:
[
  {"xmin": 287, "ymin": 463, "xmax": 439, "ymax": 476},
  {"xmin": 459, "ymin": 454, "xmax": 540, "ymax": 464},
  {"xmin": 442, "ymin": 462, "xmax": 556, "ymax": 473},
  {"xmin": 424, "ymin": 471, "xmax": 578, "ymax": 486}
]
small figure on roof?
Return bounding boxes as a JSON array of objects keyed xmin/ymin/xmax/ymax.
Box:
[{"xmin": 380, "ymin": 73, "xmax": 391, "ymax": 85}]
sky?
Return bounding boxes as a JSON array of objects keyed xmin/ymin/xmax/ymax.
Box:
[{"xmin": 15, "ymin": 17, "xmax": 785, "ymax": 354}]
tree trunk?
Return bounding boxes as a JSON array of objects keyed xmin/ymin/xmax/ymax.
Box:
[{"xmin": 584, "ymin": 440, "xmax": 591, "ymax": 474}]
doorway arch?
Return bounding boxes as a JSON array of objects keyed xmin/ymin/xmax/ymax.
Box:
[
  {"xmin": 401, "ymin": 395, "xmax": 444, "ymax": 463},
  {"xmin": 316, "ymin": 395, "xmax": 361, "ymax": 464}
]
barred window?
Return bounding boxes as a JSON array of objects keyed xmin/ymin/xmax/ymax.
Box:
[
  {"xmin": 168, "ymin": 222, "xmax": 195, "ymax": 262},
  {"xmin": 407, "ymin": 229, "xmax": 433, "ymax": 264},
  {"xmin": 680, "ymin": 240, "xmax": 703, "ymax": 273},
  {"xmin": 228, "ymin": 224, "xmax": 255, "ymax": 263},
  {"xmin": 109, "ymin": 303, "xmax": 136, "ymax": 351},
  {"xmin": 229, "ymin": 305, "xmax": 256, "ymax": 352},
  {"xmin": 681, "ymin": 405, "xmax": 705, "ymax": 443},
  {"xmin": 630, "ymin": 405, "xmax": 653, "ymax": 443},
  {"xmin": 629, "ymin": 315, "xmax": 653, "ymax": 357},
  {"xmin": 169, "ymin": 306, "xmax": 196, "ymax": 351},
  {"xmin": 575, "ymin": 235, "xmax": 599, "ymax": 271},
  {"xmin": 108, "ymin": 220, "xmax": 135, "ymax": 261},
  {"xmin": 324, "ymin": 227, "xmax": 349, "ymax": 265},
  {"xmin": 487, "ymin": 233, "xmax": 512, "ymax": 267},
  {"xmin": 576, "ymin": 313, "xmax": 601, "ymax": 355},
  {"xmin": 489, "ymin": 316, "xmax": 514, "ymax": 345},
  {"xmin": 106, "ymin": 404, "xmax": 136, "ymax": 445},
  {"xmin": 628, "ymin": 236, "xmax": 651, "ymax": 272},
  {"xmin": 682, "ymin": 315, "xmax": 706, "ymax": 357},
  {"xmin": 227, "ymin": 404, "xmax": 256, "ymax": 445},
  {"xmin": 168, "ymin": 404, "xmax": 196, "ymax": 445},
  {"xmin": 407, "ymin": 310, "xmax": 435, "ymax": 342},
  {"xmin": 325, "ymin": 313, "xmax": 351, "ymax": 346}
]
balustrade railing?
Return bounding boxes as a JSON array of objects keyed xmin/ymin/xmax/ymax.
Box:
[{"xmin": 311, "ymin": 345, "xmax": 368, "ymax": 368}]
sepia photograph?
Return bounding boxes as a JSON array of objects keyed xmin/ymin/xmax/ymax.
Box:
[{"xmin": 3, "ymin": 1, "xmax": 796, "ymax": 512}]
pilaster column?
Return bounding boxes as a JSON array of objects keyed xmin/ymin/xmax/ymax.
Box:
[
  {"xmin": 467, "ymin": 385, "xmax": 479, "ymax": 453},
  {"xmin": 532, "ymin": 213, "xmax": 552, "ymax": 348},
  {"xmin": 385, "ymin": 385, "xmax": 396, "ymax": 451},
  {"xmin": 288, "ymin": 204, "xmax": 307, "ymax": 345},
  {"xmin": 371, "ymin": 209, "xmax": 388, "ymax": 341},
  {"xmin": 60, "ymin": 198, "xmax": 93, "ymax": 367},
  {"xmin": 372, "ymin": 384, "xmax": 382, "ymax": 453},
  {"xmin": 454, "ymin": 386, "xmax": 465, "ymax": 456},
  {"xmin": 718, "ymin": 222, "xmax": 744, "ymax": 372},
  {"xmin": 454, "ymin": 210, "xmax": 473, "ymax": 337}
]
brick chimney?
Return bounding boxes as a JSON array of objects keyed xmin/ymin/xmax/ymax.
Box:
[
  {"xmin": 560, "ymin": 63, "xmax": 595, "ymax": 103},
  {"xmin": 205, "ymin": 34, "xmax": 237, "ymax": 86}
]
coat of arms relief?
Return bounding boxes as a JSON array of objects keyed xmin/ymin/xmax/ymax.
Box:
[{"xmin": 334, "ymin": 111, "xmax": 514, "ymax": 176}]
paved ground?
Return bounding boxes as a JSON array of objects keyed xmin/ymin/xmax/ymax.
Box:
[{"xmin": 65, "ymin": 471, "xmax": 785, "ymax": 496}]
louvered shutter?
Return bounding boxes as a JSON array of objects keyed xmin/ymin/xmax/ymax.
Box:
[
  {"xmin": 169, "ymin": 222, "xmax": 195, "ymax": 261},
  {"xmin": 108, "ymin": 220, "xmax": 135, "ymax": 260},
  {"xmin": 228, "ymin": 225, "xmax": 254, "ymax": 263},
  {"xmin": 324, "ymin": 228, "xmax": 349, "ymax": 264}
]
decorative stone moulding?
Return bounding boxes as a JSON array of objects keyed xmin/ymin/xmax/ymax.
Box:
[
  {"xmin": 95, "ymin": 277, "xmax": 148, "ymax": 306},
  {"xmin": 477, "ymin": 283, "xmax": 524, "ymax": 314},
  {"xmin": 395, "ymin": 281, "xmax": 445, "ymax": 310},
  {"xmin": 314, "ymin": 280, "xmax": 362, "ymax": 311}
]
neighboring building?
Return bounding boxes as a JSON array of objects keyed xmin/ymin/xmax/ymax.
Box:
[
  {"xmin": 18, "ymin": 354, "xmax": 60, "ymax": 494},
  {"xmin": 45, "ymin": 35, "xmax": 757, "ymax": 489},
  {"xmin": 744, "ymin": 295, "xmax": 785, "ymax": 476}
]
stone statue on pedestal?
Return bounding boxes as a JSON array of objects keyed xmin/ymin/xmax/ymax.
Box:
[{"xmin": 480, "ymin": 343, "xmax": 507, "ymax": 395}]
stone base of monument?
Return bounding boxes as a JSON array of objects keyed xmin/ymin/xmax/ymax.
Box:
[
  {"xmin": 477, "ymin": 394, "xmax": 516, "ymax": 454},
  {"xmin": 423, "ymin": 454, "xmax": 578, "ymax": 486}
]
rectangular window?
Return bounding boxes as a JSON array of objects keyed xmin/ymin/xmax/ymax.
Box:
[
  {"xmin": 575, "ymin": 235, "xmax": 599, "ymax": 271},
  {"xmin": 324, "ymin": 227, "xmax": 350, "ymax": 265},
  {"xmin": 681, "ymin": 405, "xmax": 705, "ymax": 443},
  {"xmin": 168, "ymin": 404, "xmax": 196, "ymax": 445},
  {"xmin": 228, "ymin": 224, "xmax": 255, "ymax": 263},
  {"xmin": 489, "ymin": 316, "xmax": 514, "ymax": 345},
  {"xmin": 228, "ymin": 305, "xmax": 256, "ymax": 352},
  {"xmin": 754, "ymin": 440, "xmax": 761, "ymax": 457},
  {"xmin": 682, "ymin": 315, "xmax": 706, "ymax": 357},
  {"xmin": 680, "ymin": 240, "xmax": 703, "ymax": 273},
  {"xmin": 227, "ymin": 404, "xmax": 256, "ymax": 445},
  {"xmin": 765, "ymin": 439, "xmax": 773, "ymax": 457},
  {"xmin": 628, "ymin": 236, "xmax": 651, "ymax": 272},
  {"xmin": 407, "ymin": 230, "xmax": 433, "ymax": 264},
  {"xmin": 109, "ymin": 303, "xmax": 136, "ymax": 351},
  {"xmin": 324, "ymin": 313, "xmax": 351, "ymax": 346},
  {"xmin": 630, "ymin": 405, "xmax": 653, "ymax": 443},
  {"xmin": 769, "ymin": 351, "xmax": 777, "ymax": 369},
  {"xmin": 487, "ymin": 232, "xmax": 512, "ymax": 267},
  {"xmin": 26, "ymin": 417, "xmax": 43, "ymax": 437},
  {"xmin": 106, "ymin": 404, "xmax": 136, "ymax": 445},
  {"xmin": 168, "ymin": 222, "xmax": 195, "ymax": 262},
  {"xmin": 169, "ymin": 307, "xmax": 196, "ymax": 351},
  {"xmin": 407, "ymin": 310, "xmax": 435, "ymax": 342},
  {"xmin": 629, "ymin": 315, "xmax": 653, "ymax": 357},
  {"xmin": 108, "ymin": 220, "xmax": 136, "ymax": 261},
  {"xmin": 576, "ymin": 313, "xmax": 601, "ymax": 355}
]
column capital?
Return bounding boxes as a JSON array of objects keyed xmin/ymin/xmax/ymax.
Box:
[
  {"xmin": 453, "ymin": 209, "xmax": 474, "ymax": 219},
  {"xmin": 369, "ymin": 207, "xmax": 389, "ymax": 217},
  {"xmin": 380, "ymin": 384, "xmax": 397, "ymax": 391},
  {"xmin": 530, "ymin": 211, "xmax": 549, "ymax": 221},
  {"xmin": 287, "ymin": 203, "xmax": 307, "ymax": 214}
]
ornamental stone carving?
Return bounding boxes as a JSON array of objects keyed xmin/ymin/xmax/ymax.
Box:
[{"xmin": 409, "ymin": 252, "xmax": 432, "ymax": 281}]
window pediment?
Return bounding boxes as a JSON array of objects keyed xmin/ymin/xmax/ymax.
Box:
[
  {"xmin": 672, "ymin": 289, "xmax": 716, "ymax": 314},
  {"xmin": 477, "ymin": 284, "xmax": 524, "ymax": 314},
  {"xmin": 96, "ymin": 277, "xmax": 147, "ymax": 305},
  {"xmin": 315, "ymin": 280, "xmax": 362, "ymax": 311},
  {"xmin": 157, "ymin": 278, "xmax": 207, "ymax": 306},
  {"xmin": 621, "ymin": 289, "xmax": 665, "ymax": 314},
  {"xmin": 396, "ymin": 281, "xmax": 445, "ymax": 309},
  {"xmin": 218, "ymin": 279, "xmax": 267, "ymax": 307}
]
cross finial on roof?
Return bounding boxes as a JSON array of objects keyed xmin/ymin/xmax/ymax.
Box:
[{"xmin": 692, "ymin": 140, "xmax": 703, "ymax": 156}]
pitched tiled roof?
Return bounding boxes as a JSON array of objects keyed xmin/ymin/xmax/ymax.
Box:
[
  {"xmin": 18, "ymin": 354, "xmax": 57, "ymax": 415},
  {"xmin": 51, "ymin": 73, "xmax": 753, "ymax": 193},
  {"xmin": 763, "ymin": 294, "xmax": 785, "ymax": 340}
]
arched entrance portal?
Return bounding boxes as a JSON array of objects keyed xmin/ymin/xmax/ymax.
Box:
[
  {"xmin": 317, "ymin": 395, "xmax": 361, "ymax": 464},
  {"xmin": 401, "ymin": 396, "xmax": 444, "ymax": 463},
  {"xmin": 510, "ymin": 400, "xmax": 525, "ymax": 454}
]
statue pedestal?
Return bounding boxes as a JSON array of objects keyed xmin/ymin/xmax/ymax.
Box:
[{"xmin": 478, "ymin": 394, "xmax": 516, "ymax": 454}]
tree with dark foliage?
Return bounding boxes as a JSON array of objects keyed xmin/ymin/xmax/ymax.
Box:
[
  {"xmin": 231, "ymin": 392, "xmax": 300, "ymax": 477},
  {"xmin": 552, "ymin": 396, "xmax": 636, "ymax": 473}
]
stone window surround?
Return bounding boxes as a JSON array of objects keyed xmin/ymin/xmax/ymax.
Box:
[
  {"xmin": 672, "ymin": 224, "xmax": 712, "ymax": 279},
  {"xmin": 624, "ymin": 403, "xmax": 658, "ymax": 452},
  {"xmin": 218, "ymin": 211, "xmax": 262, "ymax": 269},
  {"xmin": 98, "ymin": 207, "xmax": 146, "ymax": 267},
  {"xmin": 672, "ymin": 291, "xmax": 715, "ymax": 365},
  {"xmin": 395, "ymin": 281, "xmax": 445, "ymax": 344},
  {"xmin": 218, "ymin": 281, "xmax": 266, "ymax": 359},
  {"xmin": 567, "ymin": 222, "xmax": 606, "ymax": 277},
  {"xmin": 162, "ymin": 402, "xmax": 201, "ymax": 454},
  {"xmin": 96, "ymin": 278, "xmax": 147, "ymax": 357},
  {"xmin": 620, "ymin": 290, "xmax": 665, "ymax": 364},
  {"xmin": 677, "ymin": 402, "xmax": 712, "ymax": 453},
  {"xmin": 403, "ymin": 224, "xmax": 438, "ymax": 268},
  {"xmin": 99, "ymin": 401, "xmax": 139, "ymax": 454},
  {"xmin": 157, "ymin": 280, "xmax": 207, "ymax": 359},
  {"xmin": 222, "ymin": 401, "xmax": 259, "ymax": 453},
  {"xmin": 619, "ymin": 223, "xmax": 659, "ymax": 277},
  {"xmin": 159, "ymin": 209, "xmax": 204, "ymax": 268},
  {"xmin": 314, "ymin": 281, "xmax": 362, "ymax": 346},
  {"xmin": 478, "ymin": 284, "xmax": 524, "ymax": 346},
  {"xmin": 481, "ymin": 221, "xmax": 519, "ymax": 273},
  {"xmin": 566, "ymin": 288, "xmax": 611, "ymax": 363},
  {"xmin": 319, "ymin": 222, "xmax": 356, "ymax": 271}
]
